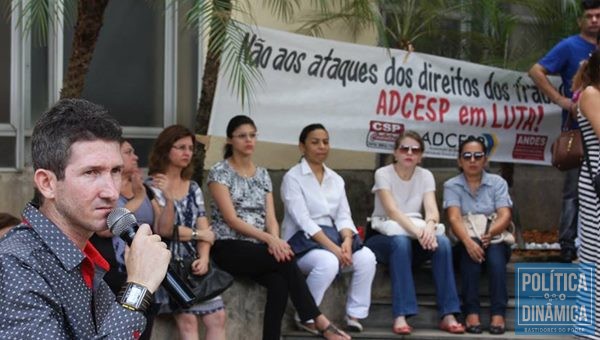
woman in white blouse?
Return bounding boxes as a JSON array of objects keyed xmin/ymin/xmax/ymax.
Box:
[{"xmin": 282, "ymin": 123, "xmax": 377, "ymax": 333}]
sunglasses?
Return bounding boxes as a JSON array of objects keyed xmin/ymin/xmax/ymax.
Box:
[
  {"xmin": 461, "ymin": 151, "xmax": 485, "ymax": 160},
  {"xmin": 398, "ymin": 145, "xmax": 422, "ymax": 154}
]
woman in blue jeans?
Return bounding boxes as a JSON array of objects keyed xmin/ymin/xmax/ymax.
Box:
[
  {"xmin": 443, "ymin": 136, "xmax": 512, "ymax": 335},
  {"xmin": 365, "ymin": 131, "xmax": 464, "ymax": 335}
]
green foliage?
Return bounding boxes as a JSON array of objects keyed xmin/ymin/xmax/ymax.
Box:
[{"xmin": 6, "ymin": 0, "xmax": 75, "ymax": 45}]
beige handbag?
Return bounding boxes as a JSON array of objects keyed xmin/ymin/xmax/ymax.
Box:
[{"xmin": 462, "ymin": 213, "xmax": 515, "ymax": 245}]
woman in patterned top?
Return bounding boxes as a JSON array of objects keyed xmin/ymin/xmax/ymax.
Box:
[
  {"xmin": 149, "ymin": 125, "xmax": 226, "ymax": 340},
  {"xmin": 208, "ymin": 115, "xmax": 351, "ymax": 340}
]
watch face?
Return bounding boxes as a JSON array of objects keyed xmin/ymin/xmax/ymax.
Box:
[{"xmin": 126, "ymin": 285, "xmax": 144, "ymax": 307}]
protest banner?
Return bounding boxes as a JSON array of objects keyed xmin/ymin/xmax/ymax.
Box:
[{"xmin": 209, "ymin": 25, "xmax": 562, "ymax": 165}]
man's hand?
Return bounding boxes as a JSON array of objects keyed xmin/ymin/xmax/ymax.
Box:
[{"xmin": 124, "ymin": 224, "xmax": 171, "ymax": 293}]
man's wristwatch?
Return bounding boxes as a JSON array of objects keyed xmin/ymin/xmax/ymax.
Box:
[
  {"xmin": 191, "ymin": 229, "xmax": 199, "ymax": 240},
  {"xmin": 117, "ymin": 282, "xmax": 153, "ymax": 312}
]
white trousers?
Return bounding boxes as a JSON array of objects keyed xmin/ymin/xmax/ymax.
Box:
[{"xmin": 296, "ymin": 246, "xmax": 376, "ymax": 319}]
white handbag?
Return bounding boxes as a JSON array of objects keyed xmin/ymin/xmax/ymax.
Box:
[
  {"xmin": 369, "ymin": 212, "xmax": 445, "ymax": 238},
  {"xmin": 461, "ymin": 213, "xmax": 515, "ymax": 245}
]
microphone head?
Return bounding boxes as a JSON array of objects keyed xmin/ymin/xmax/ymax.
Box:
[{"xmin": 107, "ymin": 207, "xmax": 137, "ymax": 236}]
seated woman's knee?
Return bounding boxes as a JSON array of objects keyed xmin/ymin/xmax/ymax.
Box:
[
  {"xmin": 435, "ymin": 235, "xmax": 452, "ymax": 251},
  {"xmin": 317, "ymin": 250, "xmax": 341, "ymax": 272},
  {"xmin": 353, "ymin": 247, "xmax": 377, "ymax": 268},
  {"xmin": 390, "ymin": 235, "xmax": 412, "ymax": 252},
  {"xmin": 175, "ymin": 313, "xmax": 199, "ymax": 333},
  {"xmin": 202, "ymin": 309, "xmax": 227, "ymax": 329}
]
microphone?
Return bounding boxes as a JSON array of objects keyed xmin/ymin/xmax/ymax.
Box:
[{"xmin": 107, "ymin": 207, "xmax": 196, "ymax": 307}]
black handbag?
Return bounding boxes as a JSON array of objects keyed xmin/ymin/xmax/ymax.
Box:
[
  {"xmin": 169, "ymin": 226, "xmax": 233, "ymax": 306},
  {"xmin": 288, "ymin": 224, "xmax": 363, "ymax": 257}
]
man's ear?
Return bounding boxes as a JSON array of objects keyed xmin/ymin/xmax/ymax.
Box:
[{"xmin": 34, "ymin": 169, "xmax": 57, "ymax": 200}]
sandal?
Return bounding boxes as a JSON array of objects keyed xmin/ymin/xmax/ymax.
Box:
[
  {"xmin": 294, "ymin": 318, "xmax": 319, "ymax": 335},
  {"xmin": 439, "ymin": 321, "xmax": 465, "ymax": 334},
  {"xmin": 392, "ymin": 324, "xmax": 412, "ymax": 335},
  {"xmin": 319, "ymin": 323, "xmax": 351, "ymax": 339}
]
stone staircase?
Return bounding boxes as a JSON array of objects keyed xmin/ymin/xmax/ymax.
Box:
[
  {"xmin": 281, "ymin": 262, "xmax": 567, "ymax": 340},
  {"xmin": 151, "ymin": 259, "xmax": 570, "ymax": 339}
]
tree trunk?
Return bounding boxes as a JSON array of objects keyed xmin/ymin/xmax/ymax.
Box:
[
  {"xmin": 60, "ymin": 0, "xmax": 109, "ymax": 99},
  {"xmin": 193, "ymin": 1, "xmax": 232, "ymax": 184}
]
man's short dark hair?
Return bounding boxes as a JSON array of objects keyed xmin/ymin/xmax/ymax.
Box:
[
  {"xmin": 582, "ymin": 0, "xmax": 600, "ymax": 10},
  {"xmin": 32, "ymin": 98, "xmax": 122, "ymax": 180}
]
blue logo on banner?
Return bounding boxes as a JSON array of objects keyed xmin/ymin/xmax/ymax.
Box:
[{"xmin": 515, "ymin": 263, "xmax": 594, "ymax": 335}]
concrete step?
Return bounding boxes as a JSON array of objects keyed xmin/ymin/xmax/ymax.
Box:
[
  {"xmin": 363, "ymin": 297, "xmax": 517, "ymax": 330},
  {"xmin": 282, "ymin": 327, "xmax": 560, "ymax": 339}
]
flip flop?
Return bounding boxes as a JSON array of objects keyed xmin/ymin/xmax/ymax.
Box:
[
  {"xmin": 319, "ymin": 323, "xmax": 349, "ymax": 339},
  {"xmin": 392, "ymin": 324, "xmax": 412, "ymax": 335},
  {"xmin": 294, "ymin": 319, "xmax": 319, "ymax": 335},
  {"xmin": 439, "ymin": 321, "xmax": 465, "ymax": 334}
]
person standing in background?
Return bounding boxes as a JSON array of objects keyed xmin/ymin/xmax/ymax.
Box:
[{"xmin": 528, "ymin": 0, "xmax": 600, "ymax": 262}]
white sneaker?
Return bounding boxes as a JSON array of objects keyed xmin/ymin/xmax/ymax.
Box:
[{"xmin": 345, "ymin": 315, "xmax": 363, "ymax": 332}]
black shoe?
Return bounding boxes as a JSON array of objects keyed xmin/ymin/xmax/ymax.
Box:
[
  {"xmin": 489, "ymin": 325, "xmax": 505, "ymax": 335},
  {"xmin": 465, "ymin": 324, "xmax": 482, "ymax": 334},
  {"xmin": 559, "ymin": 249, "xmax": 576, "ymax": 263}
]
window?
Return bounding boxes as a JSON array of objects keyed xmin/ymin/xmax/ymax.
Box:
[
  {"xmin": 0, "ymin": 15, "xmax": 16, "ymax": 169},
  {"xmin": 64, "ymin": 0, "xmax": 165, "ymax": 127},
  {"xmin": 0, "ymin": 17, "xmax": 9, "ymax": 123}
]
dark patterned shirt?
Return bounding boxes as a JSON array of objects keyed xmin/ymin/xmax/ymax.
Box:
[{"xmin": 0, "ymin": 203, "xmax": 146, "ymax": 339}]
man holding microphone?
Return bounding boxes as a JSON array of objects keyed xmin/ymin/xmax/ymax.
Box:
[{"xmin": 0, "ymin": 99, "xmax": 171, "ymax": 339}]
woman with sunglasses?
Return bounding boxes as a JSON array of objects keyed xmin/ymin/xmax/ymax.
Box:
[
  {"xmin": 208, "ymin": 115, "xmax": 351, "ymax": 340},
  {"xmin": 364, "ymin": 131, "xmax": 463, "ymax": 335},
  {"xmin": 148, "ymin": 125, "xmax": 226, "ymax": 340},
  {"xmin": 281, "ymin": 123, "xmax": 376, "ymax": 334},
  {"xmin": 443, "ymin": 136, "xmax": 512, "ymax": 335}
]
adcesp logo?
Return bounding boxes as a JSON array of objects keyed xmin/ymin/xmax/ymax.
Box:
[{"xmin": 481, "ymin": 133, "xmax": 498, "ymax": 156}]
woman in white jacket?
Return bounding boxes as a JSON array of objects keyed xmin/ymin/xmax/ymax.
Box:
[{"xmin": 281, "ymin": 123, "xmax": 376, "ymax": 334}]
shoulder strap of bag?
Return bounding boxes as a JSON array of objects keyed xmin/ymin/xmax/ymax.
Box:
[{"xmin": 171, "ymin": 222, "xmax": 180, "ymax": 256}]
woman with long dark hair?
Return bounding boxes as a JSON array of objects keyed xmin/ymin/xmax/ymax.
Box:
[
  {"xmin": 149, "ymin": 125, "xmax": 226, "ymax": 340},
  {"xmin": 574, "ymin": 48, "xmax": 600, "ymax": 338},
  {"xmin": 208, "ymin": 115, "xmax": 350, "ymax": 340}
]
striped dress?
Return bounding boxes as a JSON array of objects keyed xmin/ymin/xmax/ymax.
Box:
[{"xmin": 577, "ymin": 108, "xmax": 600, "ymax": 339}]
